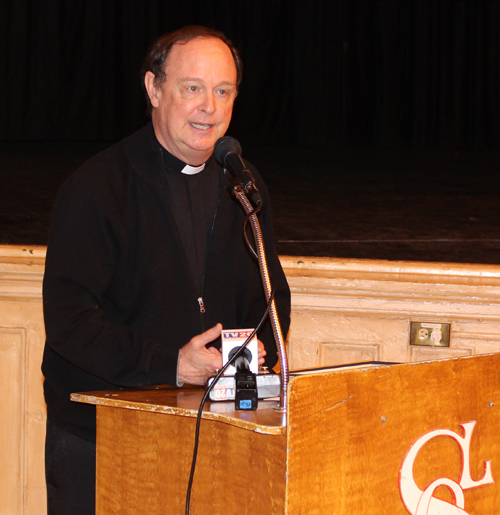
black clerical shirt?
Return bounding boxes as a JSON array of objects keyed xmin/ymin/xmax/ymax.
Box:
[{"xmin": 161, "ymin": 147, "xmax": 224, "ymax": 292}]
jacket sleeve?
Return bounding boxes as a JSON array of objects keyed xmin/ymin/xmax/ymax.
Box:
[{"xmin": 43, "ymin": 165, "xmax": 180, "ymax": 388}]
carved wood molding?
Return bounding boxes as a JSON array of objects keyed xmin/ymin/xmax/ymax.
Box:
[{"xmin": 281, "ymin": 256, "xmax": 500, "ymax": 323}]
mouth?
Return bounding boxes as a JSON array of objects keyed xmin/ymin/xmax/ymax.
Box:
[{"xmin": 190, "ymin": 122, "xmax": 213, "ymax": 131}]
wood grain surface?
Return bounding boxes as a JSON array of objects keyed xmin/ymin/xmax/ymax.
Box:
[
  {"xmin": 286, "ymin": 354, "xmax": 500, "ymax": 514},
  {"xmin": 85, "ymin": 354, "xmax": 500, "ymax": 514},
  {"xmin": 96, "ymin": 404, "xmax": 286, "ymax": 515}
]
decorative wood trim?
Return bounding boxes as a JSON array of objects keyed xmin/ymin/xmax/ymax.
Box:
[
  {"xmin": 0, "ymin": 327, "xmax": 26, "ymax": 515},
  {"xmin": 280, "ymin": 255, "xmax": 500, "ymax": 285},
  {"xmin": 319, "ymin": 341, "xmax": 380, "ymax": 366}
]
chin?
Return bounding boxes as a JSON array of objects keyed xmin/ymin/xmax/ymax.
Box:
[{"xmin": 189, "ymin": 140, "xmax": 219, "ymax": 153}]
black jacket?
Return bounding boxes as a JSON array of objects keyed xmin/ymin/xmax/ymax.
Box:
[{"xmin": 42, "ymin": 124, "xmax": 291, "ymax": 442}]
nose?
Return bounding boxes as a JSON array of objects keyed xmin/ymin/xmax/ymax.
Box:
[{"xmin": 200, "ymin": 91, "xmax": 216, "ymax": 114}]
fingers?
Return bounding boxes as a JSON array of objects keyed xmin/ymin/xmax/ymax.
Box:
[
  {"xmin": 190, "ymin": 323, "xmax": 222, "ymax": 349},
  {"xmin": 178, "ymin": 328, "xmax": 271, "ymax": 384},
  {"xmin": 177, "ymin": 324, "xmax": 223, "ymax": 385},
  {"xmin": 257, "ymin": 339, "xmax": 267, "ymax": 367}
]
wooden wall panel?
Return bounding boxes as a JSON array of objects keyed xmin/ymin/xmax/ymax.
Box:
[
  {"xmin": 2, "ymin": 246, "xmax": 500, "ymax": 515},
  {"xmin": 0, "ymin": 246, "xmax": 46, "ymax": 515},
  {"xmin": 0, "ymin": 328, "xmax": 25, "ymax": 515},
  {"xmin": 281, "ymin": 256, "xmax": 500, "ymax": 369}
]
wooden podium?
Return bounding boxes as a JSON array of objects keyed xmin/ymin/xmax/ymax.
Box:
[{"xmin": 72, "ymin": 353, "xmax": 500, "ymax": 514}]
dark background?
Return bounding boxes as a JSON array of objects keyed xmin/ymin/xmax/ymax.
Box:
[{"xmin": 1, "ymin": 0, "xmax": 500, "ymax": 263}]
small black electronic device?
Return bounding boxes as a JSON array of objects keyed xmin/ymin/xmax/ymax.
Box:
[
  {"xmin": 234, "ymin": 369, "xmax": 258, "ymax": 410},
  {"xmin": 233, "ymin": 353, "xmax": 258, "ymax": 410}
]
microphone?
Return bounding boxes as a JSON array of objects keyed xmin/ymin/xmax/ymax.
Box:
[
  {"xmin": 214, "ymin": 136, "xmax": 262, "ymax": 207},
  {"xmin": 228, "ymin": 346, "xmax": 253, "ymax": 373}
]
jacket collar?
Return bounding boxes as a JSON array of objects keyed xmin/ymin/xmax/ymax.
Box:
[{"xmin": 122, "ymin": 123, "xmax": 167, "ymax": 187}]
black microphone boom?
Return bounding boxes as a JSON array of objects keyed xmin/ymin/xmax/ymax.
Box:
[{"xmin": 214, "ymin": 136, "xmax": 262, "ymax": 207}]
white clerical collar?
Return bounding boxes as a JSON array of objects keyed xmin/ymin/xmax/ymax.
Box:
[{"xmin": 181, "ymin": 163, "xmax": 206, "ymax": 175}]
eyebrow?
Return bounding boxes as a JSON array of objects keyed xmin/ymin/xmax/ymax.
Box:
[{"xmin": 178, "ymin": 77, "xmax": 236, "ymax": 87}]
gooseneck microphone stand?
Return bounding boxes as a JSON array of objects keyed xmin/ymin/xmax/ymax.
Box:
[
  {"xmin": 228, "ymin": 174, "xmax": 289, "ymax": 412},
  {"xmin": 214, "ymin": 135, "xmax": 289, "ymax": 410}
]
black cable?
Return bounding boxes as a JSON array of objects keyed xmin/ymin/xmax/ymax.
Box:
[{"xmin": 185, "ymin": 283, "xmax": 276, "ymax": 515}]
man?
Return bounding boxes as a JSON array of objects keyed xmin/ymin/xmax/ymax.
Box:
[{"xmin": 42, "ymin": 26, "xmax": 290, "ymax": 515}]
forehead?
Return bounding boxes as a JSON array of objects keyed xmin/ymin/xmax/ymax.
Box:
[{"xmin": 164, "ymin": 37, "xmax": 237, "ymax": 82}]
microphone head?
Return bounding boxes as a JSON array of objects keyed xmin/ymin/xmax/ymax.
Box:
[
  {"xmin": 228, "ymin": 346, "xmax": 253, "ymax": 365},
  {"xmin": 214, "ymin": 136, "xmax": 242, "ymax": 166}
]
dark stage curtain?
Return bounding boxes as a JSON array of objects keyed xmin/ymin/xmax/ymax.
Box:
[{"xmin": 2, "ymin": 0, "xmax": 500, "ymax": 149}]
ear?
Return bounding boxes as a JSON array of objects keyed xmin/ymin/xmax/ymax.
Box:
[{"xmin": 144, "ymin": 71, "xmax": 161, "ymax": 109}]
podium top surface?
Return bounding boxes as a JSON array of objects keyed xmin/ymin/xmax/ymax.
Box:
[
  {"xmin": 71, "ymin": 362, "xmax": 395, "ymax": 436},
  {"xmin": 71, "ymin": 386, "xmax": 287, "ymax": 435}
]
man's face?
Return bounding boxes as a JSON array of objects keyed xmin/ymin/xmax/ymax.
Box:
[{"xmin": 145, "ymin": 37, "xmax": 238, "ymax": 165}]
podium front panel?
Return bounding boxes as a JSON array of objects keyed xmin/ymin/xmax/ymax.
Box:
[
  {"xmin": 285, "ymin": 354, "xmax": 500, "ymax": 514},
  {"xmin": 91, "ymin": 391, "xmax": 286, "ymax": 515}
]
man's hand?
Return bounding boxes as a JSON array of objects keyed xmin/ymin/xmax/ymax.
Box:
[{"xmin": 178, "ymin": 324, "xmax": 223, "ymax": 385}]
